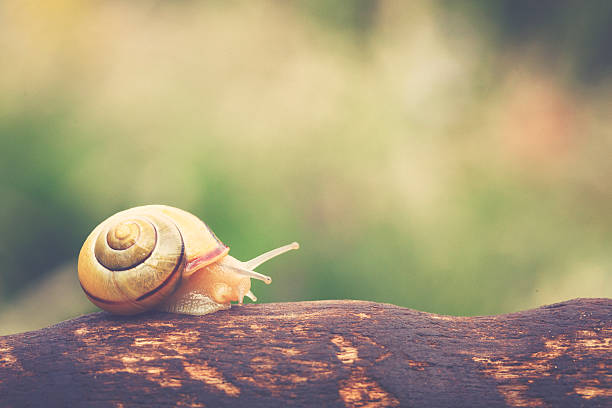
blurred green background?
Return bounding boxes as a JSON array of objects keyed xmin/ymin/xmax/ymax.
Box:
[{"xmin": 1, "ymin": 0, "xmax": 611, "ymax": 335}]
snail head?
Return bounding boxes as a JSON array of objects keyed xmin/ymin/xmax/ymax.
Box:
[{"xmin": 179, "ymin": 242, "xmax": 300, "ymax": 306}]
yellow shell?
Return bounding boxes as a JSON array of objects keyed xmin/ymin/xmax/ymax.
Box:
[
  {"xmin": 77, "ymin": 205, "xmax": 298, "ymax": 315},
  {"xmin": 78, "ymin": 205, "xmax": 227, "ymax": 314}
]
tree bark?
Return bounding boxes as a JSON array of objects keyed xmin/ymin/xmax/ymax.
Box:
[{"xmin": 0, "ymin": 298, "xmax": 610, "ymax": 407}]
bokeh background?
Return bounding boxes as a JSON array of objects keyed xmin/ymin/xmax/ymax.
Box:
[{"xmin": 1, "ymin": 0, "xmax": 611, "ymax": 335}]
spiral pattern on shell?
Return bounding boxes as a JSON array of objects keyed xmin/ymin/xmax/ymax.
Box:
[{"xmin": 78, "ymin": 208, "xmax": 186, "ymax": 314}]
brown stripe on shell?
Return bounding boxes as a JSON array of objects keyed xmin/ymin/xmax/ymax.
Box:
[
  {"xmin": 135, "ymin": 236, "xmax": 185, "ymax": 302},
  {"xmin": 79, "ymin": 282, "xmax": 124, "ymax": 305}
]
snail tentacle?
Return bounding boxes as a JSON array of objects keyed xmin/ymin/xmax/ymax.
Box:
[
  {"xmin": 243, "ymin": 242, "xmax": 300, "ymax": 270},
  {"xmin": 245, "ymin": 291, "xmax": 257, "ymax": 302}
]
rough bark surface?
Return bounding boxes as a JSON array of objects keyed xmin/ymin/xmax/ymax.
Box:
[{"xmin": 0, "ymin": 298, "xmax": 610, "ymax": 407}]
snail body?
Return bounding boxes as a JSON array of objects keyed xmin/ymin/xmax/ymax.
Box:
[{"xmin": 77, "ymin": 205, "xmax": 298, "ymax": 315}]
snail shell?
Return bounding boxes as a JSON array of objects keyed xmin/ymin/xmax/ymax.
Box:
[{"xmin": 77, "ymin": 205, "xmax": 298, "ymax": 315}]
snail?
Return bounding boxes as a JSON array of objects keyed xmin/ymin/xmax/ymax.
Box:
[{"xmin": 77, "ymin": 205, "xmax": 299, "ymax": 315}]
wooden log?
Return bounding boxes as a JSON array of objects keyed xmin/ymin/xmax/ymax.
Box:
[{"xmin": 0, "ymin": 298, "xmax": 610, "ymax": 407}]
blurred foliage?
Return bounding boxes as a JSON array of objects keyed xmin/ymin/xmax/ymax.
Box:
[
  {"xmin": 297, "ymin": 0, "xmax": 378, "ymax": 34},
  {"xmin": 0, "ymin": 0, "xmax": 611, "ymax": 334},
  {"xmin": 449, "ymin": 0, "xmax": 612, "ymax": 83}
]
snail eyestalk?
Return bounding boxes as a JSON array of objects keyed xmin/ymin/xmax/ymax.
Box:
[
  {"xmin": 221, "ymin": 242, "xmax": 299, "ymax": 284},
  {"xmin": 244, "ymin": 242, "xmax": 300, "ymax": 270},
  {"xmin": 226, "ymin": 265, "xmax": 273, "ymax": 284}
]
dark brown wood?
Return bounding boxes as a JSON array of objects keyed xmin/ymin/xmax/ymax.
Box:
[{"xmin": 1, "ymin": 298, "xmax": 610, "ymax": 407}]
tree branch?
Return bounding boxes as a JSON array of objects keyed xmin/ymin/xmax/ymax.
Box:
[{"xmin": 1, "ymin": 298, "xmax": 610, "ymax": 407}]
